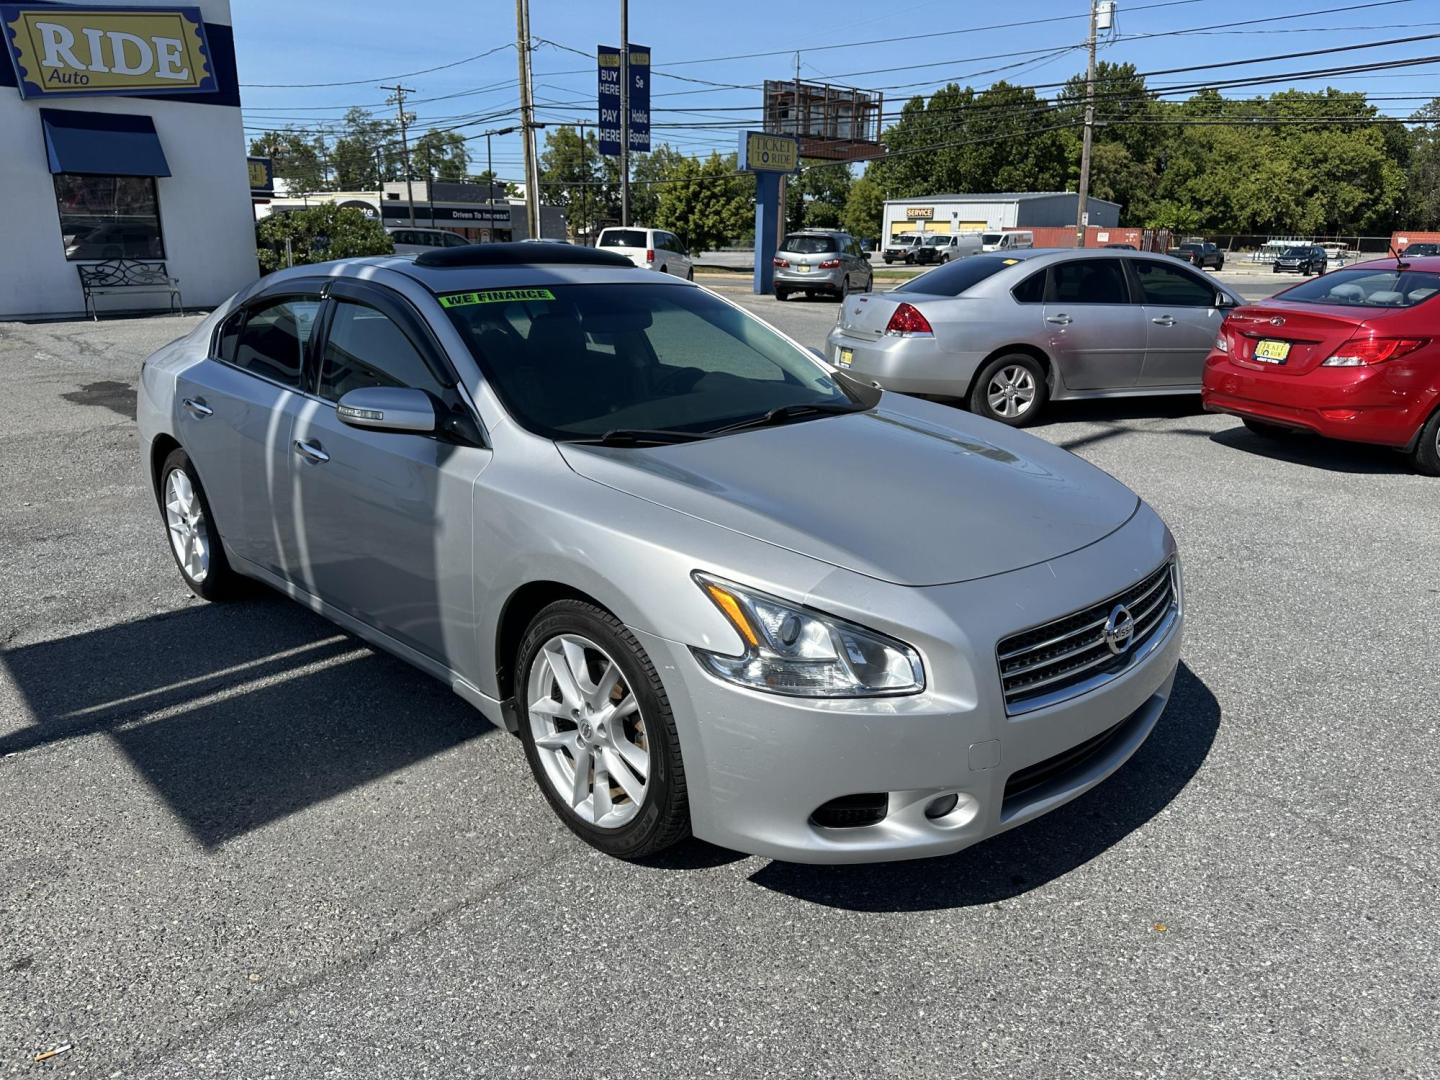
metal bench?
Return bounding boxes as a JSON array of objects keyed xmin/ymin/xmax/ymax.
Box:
[{"xmin": 75, "ymin": 259, "xmax": 183, "ymax": 320}]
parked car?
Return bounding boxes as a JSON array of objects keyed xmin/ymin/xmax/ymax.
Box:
[
  {"xmin": 1171, "ymin": 241, "xmax": 1225, "ymax": 270},
  {"xmin": 913, "ymin": 232, "xmax": 983, "ymax": 265},
  {"xmin": 882, "ymin": 234, "xmax": 923, "ymax": 265},
  {"xmin": 595, "ymin": 226, "xmax": 693, "ymax": 279},
  {"xmin": 980, "ymin": 230, "xmax": 1033, "ymax": 253},
  {"xmin": 1105, "ymin": 243, "xmax": 1138, "ymax": 250},
  {"xmin": 1272, "ymin": 244, "xmax": 1327, "ymax": 275},
  {"xmin": 386, "ymin": 227, "xmax": 471, "ymax": 255},
  {"xmin": 827, "ymin": 249, "xmax": 1241, "ymax": 425},
  {"xmin": 1203, "ymin": 255, "xmax": 1440, "ymax": 474},
  {"xmin": 772, "ymin": 229, "xmax": 873, "ymax": 302},
  {"xmin": 1320, "ymin": 242, "xmax": 1350, "ymax": 266},
  {"xmin": 1401, "ymin": 242, "xmax": 1440, "ymax": 257},
  {"xmin": 137, "ymin": 242, "xmax": 1183, "ymax": 863}
]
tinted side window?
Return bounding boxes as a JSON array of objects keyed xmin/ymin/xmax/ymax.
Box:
[
  {"xmin": 215, "ymin": 309, "xmax": 243, "ymax": 361},
  {"xmin": 1050, "ymin": 260, "xmax": 1128, "ymax": 304},
  {"xmin": 1131, "ymin": 260, "xmax": 1214, "ymax": 307},
  {"xmin": 232, "ymin": 297, "xmax": 321, "ymax": 387},
  {"xmin": 444, "ymin": 232, "xmax": 470, "ymax": 247},
  {"xmin": 318, "ymin": 300, "xmax": 445, "ymax": 401},
  {"xmin": 1012, "ymin": 270, "xmax": 1046, "ymax": 304}
]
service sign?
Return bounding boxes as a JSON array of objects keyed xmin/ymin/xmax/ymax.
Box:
[
  {"xmin": 905, "ymin": 206, "xmax": 934, "ymax": 220},
  {"xmin": 1, "ymin": 5, "xmax": 216, "ymax": 99},
  {"xmin": 738, "ymin": 131, "xmax": 798, "ymax": 174}
]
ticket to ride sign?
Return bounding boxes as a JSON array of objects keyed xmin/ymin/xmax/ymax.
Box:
[
  {"xmin": 1, "ymin": 5, "xmax": 216, "ymax": 98},
  {"xmin": 738, "ymin": 131, "xmax": 799, "ymax": 174}
]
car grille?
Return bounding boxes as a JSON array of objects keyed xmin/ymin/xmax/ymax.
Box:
[{"xmin": 996, "ymin": 561, "xmax": 1177, "ymax": 714}]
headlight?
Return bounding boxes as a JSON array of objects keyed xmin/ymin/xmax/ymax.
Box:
[{"xmin": 691, "ymin": 573, "xmax": 925, "ymax": 697}]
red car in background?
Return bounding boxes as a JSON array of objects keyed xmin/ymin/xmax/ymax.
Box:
[{"xmin": 1202, "ymin": 256, "xmax": 1440, "ymax": 474}]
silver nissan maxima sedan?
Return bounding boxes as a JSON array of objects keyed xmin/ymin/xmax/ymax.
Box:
[
  {"xmin": 138, "ymin": 243, "xmax": 1183, "ymax": 864},
  {"xmin": 827, "ymin": 248, "xmax": 1241, "ymax": 425}
]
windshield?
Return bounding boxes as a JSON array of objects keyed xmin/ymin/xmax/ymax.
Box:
[
  {"xmin": 1279, "ymin": 268, "xmax": 1440, "ymax": 308},
  {"xmin": 980, "ymin": 233, "xmax": 1004, "ymax": 245},
  {"xmin": 923, "ymin": 235, "xmax": 949, "ymax": 246},
  {"xmin": 441, "ymin": 283, "xmax": 861, "ymax": 439},
  {"xmin": 889, "ymin": 236, "xmax": 916, "ymax": 246},
  {"xmin": 895, "ymin": 255, "xmax": 1015, "ymax": 297},
  {"xmin": 598, "ymin": 229, "xmax": 647, "ymax": 248},
  {"xmin": 1281, "ymin": 247, "xmax": 1310, "ymax": 257},
  {"xmin": 781, "ymin": 234, "xmax": 838, "ymax": 254}
]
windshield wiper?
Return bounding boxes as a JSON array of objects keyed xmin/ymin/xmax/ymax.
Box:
[
  {"xmin": 705, "ymin": 401, "xmax": 868, "ymax": 436},
  {"xmin": 569, "ymin": 428, "xmax": 714, "ymax": 447}
]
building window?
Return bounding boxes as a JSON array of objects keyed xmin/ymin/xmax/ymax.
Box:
[{"xmin": 54, "ymin": 175, "xmax": 164, "ymax": 261}]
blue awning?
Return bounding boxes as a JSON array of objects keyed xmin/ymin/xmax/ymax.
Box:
[{"xmin": 40, "ymin": 109, "xmax": 171, "ymax": 177}]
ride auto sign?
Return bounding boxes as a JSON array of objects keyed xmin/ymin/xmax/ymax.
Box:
[{"xmin": 0, "ymin": 5, "xmax": 216, "ymax": 99}]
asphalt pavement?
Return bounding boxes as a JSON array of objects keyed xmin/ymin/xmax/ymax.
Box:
[{"xmin": 1, "ymin": 287, "xmax": 1436, "ymax": 1079}]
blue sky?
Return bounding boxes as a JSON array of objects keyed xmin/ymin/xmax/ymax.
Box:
[{"xmin": 231, "ymin": 0, "xmax": 1440, "ymax": 182}]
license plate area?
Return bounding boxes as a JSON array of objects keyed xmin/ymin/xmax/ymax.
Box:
[
  {"xmin": 1253, "ymin": 339, "xmax": 1291, "ymax": 363},
  {"xmin": 836, "ymin": 347, "xmax": 854, "ymax": 366}
]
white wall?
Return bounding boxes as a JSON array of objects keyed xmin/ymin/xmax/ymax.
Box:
[{"xmin": 0, "ymin": 0, "xmax": 256, "ymax": 318}]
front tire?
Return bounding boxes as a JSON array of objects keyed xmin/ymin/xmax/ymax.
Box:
[
  {"xmin": 515, "ymin": 600, "xmax": 690, "ymax": 859},
  {"xmin": 1412, "ymin": 408, "xmax": 1440, "ymax": 476},
  {"xmin": 969, "ymin": 353, "xmax": 1047, "ymax": 426},
  {"xmin": 157, "ymin": 447, "xmax": 243, "ymax": 601}
]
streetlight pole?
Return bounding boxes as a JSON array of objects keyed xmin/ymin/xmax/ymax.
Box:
[
  {"xmin": 1074, "ymin": 0, "xmax": 1098, "ymax": 249},
  {"xmin": 619, "ymin": 0, "xmax": 630, "ymax": 226}
]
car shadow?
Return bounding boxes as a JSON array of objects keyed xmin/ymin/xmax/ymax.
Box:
[
  {"xmin": 747, "ymin": 661, "xmax": 1218, "ymax": 912},
  {"xmin": 1209, "ymin": 425, "xmax": 1414, "ymax": 475},
  {"xmin": 0, "ymin": 594, "xmax": 493, "ymax": 848}
]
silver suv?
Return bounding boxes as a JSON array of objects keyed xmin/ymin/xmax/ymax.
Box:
[
  {"xmin": 138, "ymin": 243, "xmax": 1182, "ymax": 864},
  {"xmin": 773, "ymin": 230, "xmax": 872, "ymax": 302}
]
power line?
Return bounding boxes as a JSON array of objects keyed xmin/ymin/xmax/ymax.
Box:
[{"xmin": 241, "ymin": 43, "xmax": 514, "ymax": 89}]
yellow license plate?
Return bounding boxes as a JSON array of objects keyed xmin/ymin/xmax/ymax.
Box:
[
  {"xmin": 837, "ymin": 347, "xmax": 853, "ymax": 366},
  {"xmin": 795, "ymin": 264, "xmax": 810, "ymax": 272},
  {"xmin": 1254, "ymin": 339, "xmax": 1291, "ymax": 363}
]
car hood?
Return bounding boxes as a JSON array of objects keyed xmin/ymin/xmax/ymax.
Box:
[{"xmin": 556, "ymin": 395, "xmax": 1139, "ymax": 587}]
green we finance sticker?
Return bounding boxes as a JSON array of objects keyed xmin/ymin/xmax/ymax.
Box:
[{"xmin": 438, "ymin": 288, "xmax": 556, "ymax": 308}]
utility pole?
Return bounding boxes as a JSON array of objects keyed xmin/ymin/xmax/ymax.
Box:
[
  {"xmin": 619, "ymin": 0, "xmax": 630, "ymax": 225},
  {"xmin": 382, "ymin": 83, "xmax": 417, "ymax": 225},
  {"xmin": 515, "ymin": 0, "xmax": 541, "ymax": 239},
  {"xmin": 1074, "ymin": 0, "xmax": 1099, "ymax": 249}
]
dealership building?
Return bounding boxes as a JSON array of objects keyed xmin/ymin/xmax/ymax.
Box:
[
  {"xmin": 0, "ymin": 0, "xmax": 256, "ymax": 318},
  {"xmin": 881, "ymin": 192, "xmax": 1121, "ymax": 240}
]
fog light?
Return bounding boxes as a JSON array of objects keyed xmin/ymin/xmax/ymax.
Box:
[{"xmin": 924, "ymin": 793, "xmax": 960, "ymax": 819}]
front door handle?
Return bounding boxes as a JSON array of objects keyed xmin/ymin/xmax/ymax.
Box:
[
  {"xmin": 1045, "ymin": 314, "xmax": 1073, "ymax": 325},
  {"xmin": 181, "ymin": 397, "xmax": 212, "ymax": 418},
  {"xmin": 293, "ymin": 439, "xmax": 330, "ymax": 464},
  {"xmin": 1151, "ymin": 315, "xmax": 1176, "ymax": 326}
]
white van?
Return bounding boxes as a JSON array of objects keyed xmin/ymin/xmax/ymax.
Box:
[
  {"xmin": 979, "ymin": 230, "xmax": 1034, "ymax": 252},
  {"xmin": 595, "ymin": 227, "xmax": 694, "ymax": 278},
  {"xmin": 386, "ymin": 227, "xmax": 471, "ymax": 255}
]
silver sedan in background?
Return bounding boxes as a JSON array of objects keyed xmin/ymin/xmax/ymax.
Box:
[
  {"xmin": 138, "ymin": 244, "xmax": 1182, "ymax": 864},
  {"xmin": 827, "ymin": 249, "xmax": 1241, "ymax": 425}
]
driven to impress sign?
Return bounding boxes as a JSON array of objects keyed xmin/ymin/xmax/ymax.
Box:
[
  {"xmin": 597, "ymin": 43, "xmax": 649, "ymax": 157},
  {"xmin": 1, "ymin": 5, "xmax": 215, "ymax": 98}
]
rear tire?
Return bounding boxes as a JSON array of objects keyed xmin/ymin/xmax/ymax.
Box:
[
  {"xmin": 1241, "ymin": 417, "xmax": 1294, "ymax": 439},
  {"xmin": 515, "ymin": 600, "xmax": 690, "ymax": 859},
  {"xmin": 968, "ymin": 353, "xmax": 1048, "ymax": 427},
  {"xmin": 157, "ymin": 448, "xmax": 244, "ymax": 602},
  {"xmin": 1412, "ymin": 408, "xmax": 1440, "ymax": 476}
]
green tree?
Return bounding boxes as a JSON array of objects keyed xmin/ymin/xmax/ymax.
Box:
[
  {"xmin": 655, "ymin": 152, "xmax": 751, "ymax": 254},
  {"xmin": 254, "ymin": 204, "xmax": 393, "ymax": 273},
  {"xmin": 331, "ymin": 107, "xmax": 401, "ymax": 190},
  {"xmin": 539, "ymin": 126, "xmax": 617, "ymax": 240},
  {"xmin": 1407, "ymin": 98, "xmax": 1440, "ymax": 229},
  {"xmin": 785, "ymin": 162, "xmax": 851, "ymax": 231},
  {"xmin": 630, "ymin": 144, "xmax": 686, "ymax": 226},
  {"xmin": 842, "ymin": 173, "xmax": 884, "ymax": 241},
  {"xmin": 413, "ymin": 128, "xmax": 470, "ymax": 182},
  {"xmin": 248, "ymin": 130, "xmax": 328, "ymax": 193}
]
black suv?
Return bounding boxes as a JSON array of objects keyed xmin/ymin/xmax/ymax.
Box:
[
  {"xmin": 1171, "ymin": 241, "xmax": 1224, "ymax": 270},
  {"xmin": 1273, "ymin": 245, "xmax": 1327, "ymax": 275}
]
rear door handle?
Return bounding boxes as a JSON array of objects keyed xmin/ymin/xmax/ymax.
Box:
[
  {"xmin": 1045, "ymin": 314, "xmax": 1072, "ymax": 325},
  {"xmin": 1151, "ymin": 315, "xmax": 1176, "ymax": 326},
  {"xmin": 293, "ymin": 439, "xmax": 330, "ymax": 464},
  {"xmin": 181, "ymin": 397, "xmax": 212, "ymax": 418}
]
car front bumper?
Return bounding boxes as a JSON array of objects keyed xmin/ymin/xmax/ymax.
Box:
[
  {"xmin": 1202, "ymin": 351, "xmax": 1436, "ymax": 448},
  {"xmin": 825, "ymin": 326, "xmax": 986, "ymax": 397},
  {"xmin": 639, "ymin": 506, "xmax": 1183, "ymax": 864}
]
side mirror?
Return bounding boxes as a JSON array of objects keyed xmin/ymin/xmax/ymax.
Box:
[{"xmin": 335, "ymin": 386, "xmax": 437, "ymax": 434}]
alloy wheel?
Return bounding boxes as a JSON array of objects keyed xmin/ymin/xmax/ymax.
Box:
[
  {"xmin": 986, "ymin": 365, "xmax": 1038, "ymax": 419},
  {"xmin": 164, "ymin": 468, "xmax": 210, "ymax": 583},
  {"xmin": 526, "ymin": 634, "xmax": 651, "ymax": 828}
]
